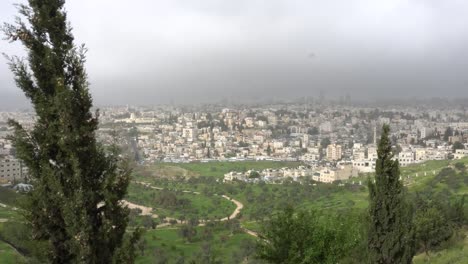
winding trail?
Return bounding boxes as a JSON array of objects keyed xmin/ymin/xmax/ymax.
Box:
[
  {"xmin": 220, "ymin": 195, "xmax": 243, "ymax": 221},
  {"xmin": 241, "ymin": 228, "xmax": 259, "ymax": 238},
  {"xmin": 121, "ymin": 200, "xmax": 153, "ymax": 216},
  {"xmin": 125, "ymin": 182, "xmax": 261, "ymax": 236},
  {"xmin": 122, "ymin": 181, "xmax": 264, "ymax": 238},
  {"xmin": 123, "ymin": 181, "xmax": 245, "ymax": 227}
]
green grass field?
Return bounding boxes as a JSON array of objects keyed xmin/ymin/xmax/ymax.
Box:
[
  {"xmin": 126, "ymin": 183, "xmax": 236, "ymax": 220},
  {"xmin": 135, "ymin": 227, "xmax": 256, "ymax": 264},
  {"xmin": 413, "ymin": 230, "xmax": 468, "ymax": 264},
  {"xmin": 135, "ymin": 161, "xmax": 302, "ymax": 180},
  {"xmin": 0, "ymin": 240, "xmax": 25, "ymax": 264},
  {"xmin": 0, "ymin": 187, "xmax": 21, "ymax": 206},
  {"xmin": 0, "ymin": 187, "xmax": 22, "ymax": 222},
  {"xmin": 0, "ymin": 206, "xmax": 20, "ymax": 221}
]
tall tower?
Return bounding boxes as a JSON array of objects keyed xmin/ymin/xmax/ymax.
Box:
[{"xmin": 373, "ymin": 126, "xmax": 377, "ymax": 145}]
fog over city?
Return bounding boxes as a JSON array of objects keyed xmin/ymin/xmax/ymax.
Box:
[{"xmin": 1, "ymin": 0, "xmax": 468, "ymax": 108}]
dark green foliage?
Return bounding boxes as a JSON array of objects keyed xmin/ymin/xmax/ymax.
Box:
[
  {"xmin": 155, "ymin": 190, "xmax": 191, "ymax": 209},
  {"xmin": 444, "ymin": 127, "xmax": 453, "ymax": 141},
  {"xmin": 113, "ymin": 229, "xmax": 145, "ymax": 263},
  {"xmin": 248, "ymin": 171, "xmax": 260, "ymax": 179},
  {"xmin": 452, "ymin": 141, "xmax": 464, "ymax": 152},
  {"xmin": 340, "ymin": 209, "xmax": 369, "ymax": 263},
  {"xmin": 432, "ymin": 167, "xmax": 464, "ymax": 190},
  {"xmin": 179, "ymin": 224, "xmax": 198, "ymax": 243},
  {"xmin": 256, "ymin": 206, "xmax": 359, "ymax": 264},
  {"xmin": 411, "ymin": 190, "xmax": 468, "ymax": 256},
  {"xmin": 0, "ymin": 222, "xmax": 49, "ymax": 262},
  {"xmin": 368, "ymin": 125, "xmax": 415, "ymax": 264},
  {"xmin": 320, "ymin": 138, "xmax": 331, "ymax": 148},
  {"xmin": 0, "ymin": 186, "xmax": 20, "ymax": 205},
  {"xmin": 308, "ymin": 127, "xmax": 319, "ymax": 135},
  {"xmin": 413, "ymin": 191, "xmax": 458, "ymax": 254},
  {"xmin": 414, "ymin": 204, "xmax": 452, "ymax": 255},
  {"xmin": 448, "ymin": 195, "xmax": 466, "ymax": 228},
  {"xmin": 231, "ymin": 238, "xmax": 257, "ymax": 263},
  {"xmin": 2, "ymin": 0, "xmax": 139, "ymax": 263},
  {"xmin": 454, "ymin": 162, "xmax": 466, "ymax": 172}
]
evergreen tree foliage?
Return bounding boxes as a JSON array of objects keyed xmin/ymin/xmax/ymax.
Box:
[
  {"xmin": 256, "ymin": 207, "xmax": 359, "ymax": 264},
  {"xmin": 2, "ymin": 1, "xmax": 139, "ymax": 263},
  {"xmin": 414, "ymin": 205, "xmax": 452, "ymax": 256},
  {"xmin": 368, "ymin": 125, "xmax": 415, "ymax": 264}
]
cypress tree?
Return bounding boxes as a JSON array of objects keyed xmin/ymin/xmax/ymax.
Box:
[
  {"xmin": 368, "ymin": 124, "xmax": 415, "ymax": 264},
  {"xmin": 3, "ymin": 1, "xmax": 139, "ymax": 263}
]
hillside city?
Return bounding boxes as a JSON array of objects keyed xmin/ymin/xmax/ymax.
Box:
[
  {"xmin": 3, "ymin": 100, "xmax": 468, "ymax": 185},
  {"xmin": 2, "ymin": 0, "xmax": 468, "ymax": 263}
]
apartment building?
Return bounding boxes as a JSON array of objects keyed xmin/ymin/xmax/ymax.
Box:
[
  {"xmin": 326, "ymin": 144, "xmax": 342, "ymax": 161},
  {"xmin": 0, "ymin": 156, "xmax": 24, "ymax": 183}
]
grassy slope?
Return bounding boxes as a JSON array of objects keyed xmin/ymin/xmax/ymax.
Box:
[
  {"xmin": 135, "ymin": 159, "xmax": 468, "ymax": 263},
  {"xmin": 413, "ymin": 231, "xmax": 468, "ymax": 264},
  {"xmin": 0, "ymin": 223, "xmax": 26, "ymax": 264},
  {"xmin": 126, "ymin": 183, "xmax": 236, "ymax": 219},
  {"xmin": 0, "ymin": 188, "xmax": 25, "ymax": 263},
  {"xmin": 136, "ymin": 227, "xmax": 254, "ymax": 263},
  {"xmin": 0, "ymin": 240, "xmax": 25, "ymax": 264},
  {"xmin": 0, "ymin": 187, "xmax": 21, "ymax": 221},
  {"xmin": 1, "ymin": 159, "xmax": 466, "ymax": 263},
  {"xmin": 0, "ymin": 187, "xmax": 21, "ymax": 206},
  {"xmin": 137, "ymin": 161, "xmax": 302, "ymax": 179}
]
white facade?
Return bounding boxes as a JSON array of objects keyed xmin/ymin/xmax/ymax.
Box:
[
  {"xmin": 182, "ymin": 128, "xmax": 198, "ymax": 142},
  {"xmin": 0, "ymin": 156, "xmax": 24, "ymax": 183},
  {"xmin": 327, "ymin": 144, "xmax": 342, "ymax": 161},
  {"xmin": 398, "ymin": 151, "xmax": 415, "ymax": 166},
  {"xmin": 454, "ymin": 149, "xmax": 468, "ymax": 159},
  {"xmin": 353, "ymin": 159, "xmax": 376, "ymax": 173}
]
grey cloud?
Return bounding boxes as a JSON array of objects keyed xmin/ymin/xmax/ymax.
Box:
[{"xmin": 1, "ymin": 0, "xmax": 468, "ymax": 107}]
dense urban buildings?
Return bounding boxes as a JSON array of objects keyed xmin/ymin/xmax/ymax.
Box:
[{"xmin": 2, "ymin": 100, "xmax": 468, "ymax": 184}]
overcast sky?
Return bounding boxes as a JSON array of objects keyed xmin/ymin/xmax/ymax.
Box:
[{"xmin": 1, "ymin": 0, "xmax": 468, "ymax": 108}]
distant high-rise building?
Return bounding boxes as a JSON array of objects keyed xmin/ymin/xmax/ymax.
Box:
[
  {"xmin": 182, "ymin": 128, "xmax": 198, "ymax": 142},
  {"xmin": 302, "ymin": 134, "xmax": 310, "ymax": 148},
  {"xmin": 326, "ymin": 144, "xmax": 342, "ymax": 161},
  {"xmin": 368, "ymin": 146, "xmax": 378, "ymax": 160},
  {"xmin": 319, "ymin": 90, "xmax": 325, "ymax": 102},
  {"xmin": 345, "ymin": 93, "xmax": 351, "ymax": 105},
  {"xmin": 374, "ymin": 126, "xmax": 377, "ymax": 145}
]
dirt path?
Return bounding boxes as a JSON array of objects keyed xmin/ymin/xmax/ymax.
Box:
[
  {"xmin": 120, "ymin": 200, "xmax": 154, "ymax": 216},
  {"xmin": 220, "ymin": 195, "xmax": 243, "ymax": 221},
  {"xmin": 241, "ymin": 227, "xmax": 259, "ymax": 237},
  {"xmin": 126, "ymin": 181, "xmax": 262, "ymax": 237},
  {"xmin": 125, "ymin": 181, "xmax": 245, "ymax": 226}
]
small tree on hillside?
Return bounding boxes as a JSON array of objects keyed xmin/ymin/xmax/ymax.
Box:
[
  {"xmin": 368, "ymin": 125, "xmax": 415, "ymax": 264},
  {"xmin": 414, "ymin": 205, "xmax": 452, "ymax": 256},
  {"xmin": 257, "ymin": 207, "xmax": 359, "ymax": 264}
]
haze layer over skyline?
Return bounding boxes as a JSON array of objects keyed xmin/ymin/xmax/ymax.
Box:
[{"xmin": 1, "ymin": 0, "xmax": 468, "ymax": 108}]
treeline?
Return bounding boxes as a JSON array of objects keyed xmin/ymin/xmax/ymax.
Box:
[{"xmin": 256, "ymin": 194, "xmax": 466, "ymax": 263}]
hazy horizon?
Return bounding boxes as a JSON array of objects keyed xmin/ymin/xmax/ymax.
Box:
[{"xmin": 2, "ymin": 0, "xmax": 468, "ymax": 108}]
